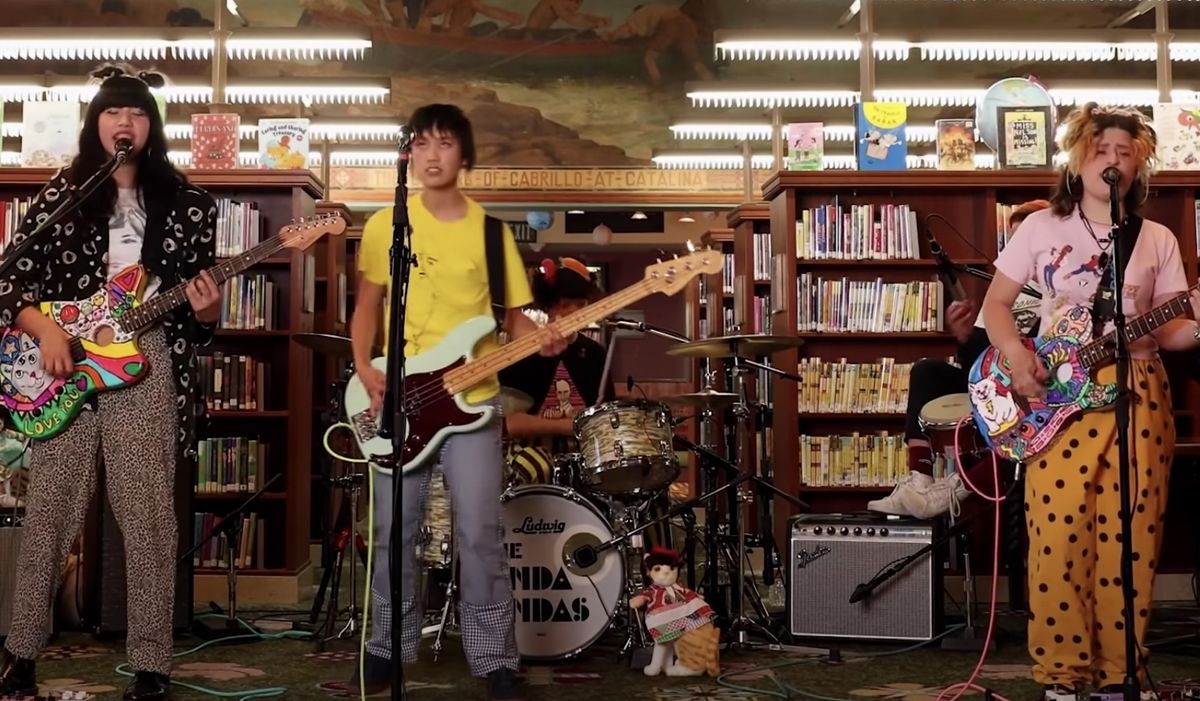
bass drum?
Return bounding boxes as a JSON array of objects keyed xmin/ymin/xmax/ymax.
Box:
[{"xmin": 502, "ymin": 485, "xmax": 623, "ymax": 661}]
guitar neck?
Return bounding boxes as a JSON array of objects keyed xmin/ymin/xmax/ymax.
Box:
[
  {"xmin": 443, "ymin": 278, "xmax": 658, "ymax": 395},
  {"xmin": 1078, "ymin": 283, "xmax": 1199, "ymax": 368},
  {"xmin": 119, "ymin": 235, "xmax": 290, "ymax": 333}
]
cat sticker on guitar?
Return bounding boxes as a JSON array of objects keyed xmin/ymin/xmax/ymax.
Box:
[{"xmin": 0, "ymin": 214, "xmax": 346, "ymax": 441}]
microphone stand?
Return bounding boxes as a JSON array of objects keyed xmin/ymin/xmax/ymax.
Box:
[
  {"xmin": 944, "ymin": 263, "xmax": 1043, "ymax": 300},
  {"xmin": 0, "ymin": 148, "xmax": 129, "ymax": 281},
  {"xmin": 1105, "ymin": 177, "xmax": 1139, "ymax": 701},
  {"xmin": 379, "ymin": 128, "xmax": 415, "ymax": 701}
]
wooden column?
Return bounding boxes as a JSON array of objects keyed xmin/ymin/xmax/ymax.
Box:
[
  {"xmin": 857, "ymin": 0, "xmax": 877, "ymax": 101},
  {"xmin": 209, "ymin": 0, "xmax": 231, "ymax": 112},
  {"xmin": 1155, "ymin": 0, "xmax": 1173, "ymax": 103}
]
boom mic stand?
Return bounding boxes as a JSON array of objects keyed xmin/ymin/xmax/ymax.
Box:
[
  {"xmin": 1102, "ymin": 168, "xmax": 1140, "ymax": 701},
  {"xmin": 379, "ymin": 126, "xmax": 416, "ymax": 701},
  {"xmin": 179, "ymin": 473, "xmax": 282, "ymax": 641}
]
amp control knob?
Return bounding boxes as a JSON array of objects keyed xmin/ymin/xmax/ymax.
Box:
[
  {"xmin": 866, "ymin": 528, "xmax": 876, "ymax": 536},
  {"xmin": 853, "ymin": 528, "xmax": 862, "ymax": 536},
  {"xmin": 880, "ymin": 528, "xmax": 889, "ymax": 537}
]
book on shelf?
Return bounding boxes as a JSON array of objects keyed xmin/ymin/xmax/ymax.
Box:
[
  {"xmin": 1153, "ymin": 103, "xmax": 1200, "ymax": 171},
  {"xmin": 795, "ymin": 201, "xmax": 919, "ymax": 260},
  {"xmin": 722, "ymin": 253, "xmax": 735, "ymax": 293},
  {"xmin": 799, "ymin": 432, "xmax": 908, "ymax": 487},
  {"xmin": 200, "ymin": 352, "xmax": 269, "ymax": 410},
  {"xmin": 257, "ymin": 118, "xmax": 310, "ymax": 170},
  {"xmin": 192, "ymin": 511, "xmax": 265, "ymax": 569},
  {"xmin": 935, "ymin": 119, "xmax": 976, "ymax": 171},
  {"xmin": 855, "ymin": 102, "xmax": 908, "ymax": 171},
  {"xmin": 795, "ymin": 275, "xmax": 944, "ymax": 333},
  {"xmin": 0, "ymin": 196, "xmax": 32, "ymax": 255},
  {"xmin": 215, "ymin": 199, "xmax": 263, "ymax": 258},
  {"xmin": 219, "ymin": 274, "xmax": 278, "ymax": 330},
  {"xmin": 752, "ymin": 232, "xmax": 772, "ymax": 280},
  {"xmin": 191, "ymin": 113, "xmax": 240, "ymax": 170},
  {"xmin": 20, "ymin": 101, "xmax": 79, "ymax": 168},
  {"xmin": 786, "ymin": 122, "xmax": 824, "ymax": 171},
  {"xmin": 195, "ymin": 436, "xmax": 268, "ymax": 494},
  {"xmin": 795, "ymin": 356, "xmax": 962, "ymax": 414}
]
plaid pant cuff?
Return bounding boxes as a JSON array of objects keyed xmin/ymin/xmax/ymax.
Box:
[
  {"xmin": 366, "ymin": 592, "xmax": 419, "ymax": 664},
  {"xmin": 460, "ymin": 599, "xmax": 519, "ymax": 677}
]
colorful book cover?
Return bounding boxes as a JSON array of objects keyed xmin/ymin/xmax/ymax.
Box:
[
  {"xmin": 855, "ymin": 102, "xmax": 907, "ymax": 171},
  {"xmin": 191, "ymin": 113, "xmax": 240, "ymax": 170},
  {"xmin": 257, "ymin": 118, "xmax": 310, "ymax": 170},
  {"xmin": 20, "ymin": 101, "xmax": 80, "ymax": 168},
  {"xmin": 1152, "ymin": 103, "xmax": 1200, "ymax": 170},
  {"xmin": 935, "ymin": 119, "xmax": 976, "ymax": 170},
  {"xmin": 786, "ymin": 122, "xmax": 824, "ymax": 170},
  {"xmin": 998, "ymin": 106, "xmax": 1052, "ymax": 169}
]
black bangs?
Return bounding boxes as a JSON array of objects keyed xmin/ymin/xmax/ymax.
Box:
[{"xmin": 91, "ymin": 75, "xmax": 158, "ymax": 115}]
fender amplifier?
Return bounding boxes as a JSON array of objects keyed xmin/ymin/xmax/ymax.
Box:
[
  {"xmin": 0, "ymin": 511, "xmax": 22, "ymax": 637},
  {"xmin": 788, "ymin": 514, "xmax": 942, "ymax": 641}
]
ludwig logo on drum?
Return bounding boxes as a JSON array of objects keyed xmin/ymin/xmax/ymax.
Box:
[{"xmin": 513, "ymin": 516, "xmax": 567, "ymax": 535}]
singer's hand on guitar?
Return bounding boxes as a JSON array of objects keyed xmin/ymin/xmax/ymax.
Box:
[
  {"xmin": 1188, "ymin": 288, "xmax": 1200, "ymax": 322},
  {"xmin": 38, "ymin": 329, "xmax": 74, "ymax": 379},
  {"xmin": 185, "ymin": 270, "xmax": 222, "ymax": 324},
  {"xmin": 946, "ymin": 300, "xmax": 977, "ymax": 344},
  {"xmin": 1006, "ymin": 345, "xmax": 1050, "ymax": 400},
  {"xmin": 358, "ymin": 365, "xmax": 387, "ymax": 415}
]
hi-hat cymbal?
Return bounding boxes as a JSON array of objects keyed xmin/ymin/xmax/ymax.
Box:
[
  {"xmin": 295, "ymin": 333, "xmax": 379, "ymax": 360},
  {"xmin": 666, "ymin": 334, "xmax": 804, "ymax": 358},
  {"xmin": 500, "ymin": 387, "xmax": 534, "ymax": 415},
  {"xmin": 662, "ymin": 389, "xmax": 740, "ymax": 409}
]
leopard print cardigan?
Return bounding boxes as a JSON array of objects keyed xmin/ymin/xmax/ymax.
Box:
[{"xmin": 0, "ymin": 168, "xmax": 217, "ymax": 465}]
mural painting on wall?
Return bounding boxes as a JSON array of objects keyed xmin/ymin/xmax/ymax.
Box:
[{"xmin": 1, "ymin": 0, "xmax": 796, "ymax": 168}]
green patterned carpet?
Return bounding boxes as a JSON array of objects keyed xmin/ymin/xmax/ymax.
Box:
[{"xmin": 10, "ymin": 607, "xmax": 1200, "ymax": 701}]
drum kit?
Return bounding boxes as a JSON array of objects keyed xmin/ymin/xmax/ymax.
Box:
[{"xmin": 299, "ymin": 326, "xmax": 811, "ymax": 662}]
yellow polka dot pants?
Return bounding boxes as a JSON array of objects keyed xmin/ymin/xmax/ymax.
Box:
[{"xmin": 1025, "ymin": 359, "xmax": 1172, "ymax": 688}]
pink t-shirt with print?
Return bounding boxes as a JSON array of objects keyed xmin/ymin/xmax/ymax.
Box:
[{"xmin": 993, "ymin": 207, "xmax": 1188, "ymax": 360}]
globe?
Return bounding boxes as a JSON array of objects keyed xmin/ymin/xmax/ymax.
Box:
[
  {"xmin": 975, "ymin": 77, "xmax": 1056, "ymax": 153},
  {"xmin": 526, "ymin": 211, "xmax": 554, "ymax": 231}
]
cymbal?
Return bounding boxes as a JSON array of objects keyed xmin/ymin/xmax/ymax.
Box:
[
  {"xmin": 295, "ymin": 333, "xmax": 380, "ymax": 360},
  {"xmin": 500, "ymin": 387, "xmax": 534, "ymax": 415},
  {"xmin": 666, "ymin": 334, "xmax": 804, "ymax": 358},
  {"xmin": 662, "ymin": 389, "xmax": 740, "ymax": 409}
]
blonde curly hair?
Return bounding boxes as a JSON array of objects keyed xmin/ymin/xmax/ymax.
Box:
[{"xmin": 1050, "ymin": 102, "xmax": 1157, "ymax": 217}]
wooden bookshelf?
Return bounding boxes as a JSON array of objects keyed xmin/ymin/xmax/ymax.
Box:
[
  {"xmin": 761, "ymin": 170, "xmax": 1200, "ymax": 564},
  {"xmin": 0, "ymin": 168, "xmax": 324, "ymax": 602}
]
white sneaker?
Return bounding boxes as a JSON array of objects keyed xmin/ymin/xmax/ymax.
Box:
[
  {"xmin": 899, "ymin": 473, "xmax": 965, "ymax": 519},
  {"xmin": 867, "ymin": 472, "xmax": 934, "ymax": 515}
]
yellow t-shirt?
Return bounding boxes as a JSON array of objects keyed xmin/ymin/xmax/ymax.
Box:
[{"xmin": 358, "ymin": 195, "xmax": 532, "ymax": 404}]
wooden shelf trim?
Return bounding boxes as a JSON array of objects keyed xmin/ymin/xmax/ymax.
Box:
[
  {"xmin": 796, "ymin": 257, "xmax": 991, "ymax": 268},
  {"xmin": 727, "ymin": 202, "xmax": 771, "ymax": 228},
  {"xmin": 0, "ymin": 168, "xmax": 324, "ymax": 200},
  {"xmin": 193, "ymin": 492, "xmax": 288, "ymax": 500}
]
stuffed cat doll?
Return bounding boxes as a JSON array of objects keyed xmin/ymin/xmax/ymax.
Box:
[{"xmin": 629, "ymin": 546, "xmax": 720, "ymax": 677}]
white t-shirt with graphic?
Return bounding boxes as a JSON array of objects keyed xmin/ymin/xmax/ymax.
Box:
[{"xmin": 108, "ymin": 187, "xmax": 159, "ymax": 300}]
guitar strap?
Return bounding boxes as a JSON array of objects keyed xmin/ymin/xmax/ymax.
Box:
[
  {"xmin": 1090, "ymin": 213, "xmax": 1143, "ymax": 338},
  {"xmin": 484, "ymin": 215, "xmax": 506, "ymax": 325}
]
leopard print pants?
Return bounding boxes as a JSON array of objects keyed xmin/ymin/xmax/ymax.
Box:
[{"xmin": 4, "ymin": 326, "xmax": 179, "ymax": 675}]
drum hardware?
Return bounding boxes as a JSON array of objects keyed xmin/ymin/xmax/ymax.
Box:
[
  {"xmin": 294, "ymin": 332, "xmax": 379, "ymax": 360},
  {"xmin": 309, "ymin": 472, "xmax": 369, "ymax": 649}
]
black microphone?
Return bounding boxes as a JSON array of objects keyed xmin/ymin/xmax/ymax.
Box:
[
  {"xmin": 849, "ymin": 581, "xmax": 871, "ymax": 604},
  {"xmin": 570, "ymin": 543, "xmax": 598, "ymax": 569},
  {"xmin": 1102, "ymin": 166, "xmax": 1121, "ymax": 186},
  {"xmin": 397, "ymin": 125, "xmax": 414, "ymax": 156},
  {"xmin": 928, "ymin": 232, "xmax": 966, "ymax": 303},
  {"xmin": 626, "ymin": 375, "xmax": 634, "ymax": 392},
  {"xmin": 114, "ymin": 138, "xmax": 133, "ymax": 162}
]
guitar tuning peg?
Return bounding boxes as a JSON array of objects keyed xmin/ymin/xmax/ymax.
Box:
[{"xmin": 673, "ymin": 253, "xmax": 679, "ymax": 259}]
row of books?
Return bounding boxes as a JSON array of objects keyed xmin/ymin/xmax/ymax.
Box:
[
  {"xmin": 191, "ymin": 512, "xmax": 267, "ymax": 569},
  {"xmin": 796, "ymin": 275, "xmax": 945, "ymax": 333},
  {"xmin": 199, "ymin": 352, "xmax": 270, "ymax": 411},
  {"xmin": 795, "ymin": 357, "xmax": 946, "ymax": 414},
  {"xmin": 720, "ymin": 253, "xmax": 735, "ymax": 293},
  {"xmin": 799, "ymin": 432, "xmax": 911, "ymax": 487},
  {"xmin": 751, "ymin": 232, "xmax": 773, "ymax": 281},
  {"xmin": 195, "ymin": 437, "xmax": 268, "ymax": 494},
  {"xmin": 215, "ymin": 199, "xmax": 264, "ymax": 258},
  {"xmin": 795, "ymin": 202, "xmax": 922, "ymax": 260},
  {"xmin": 219, "ymin": 274, "xmax": 279, "ymax": 330},
  {"xmin": 0, "ymin": 197, "xmax": 31, "ymax": 253}
]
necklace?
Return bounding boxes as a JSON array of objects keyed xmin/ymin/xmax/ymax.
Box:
[{"xmin": 1081, "ymin": 213, "xmax": 1114, "ymax": 253}]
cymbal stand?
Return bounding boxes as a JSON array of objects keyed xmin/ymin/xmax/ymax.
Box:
[
  {"xmin": 696, "ymin": 366, "xmax": 724, "ymax": 613},
  {"xmin": 314, "ymin": 473, "xmax": 368, "ymax": 648},
  {"xmin": 612, "ymin": 503, "xmax": 653, "ymax": 663},
  {"xmin": 426, "ymin": 541, "xmax": 459, "ymax": 662}
]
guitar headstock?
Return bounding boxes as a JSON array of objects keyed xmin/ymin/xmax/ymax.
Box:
[
  {"xmin": 279, "ymin": 214, "xmax": 348, "ymax": 252},
  {"xmin": 642, "ymin": 249, "xmax": 724, "ymax": 296}
]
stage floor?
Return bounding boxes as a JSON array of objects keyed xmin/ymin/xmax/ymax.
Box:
[{"xmin": 7, "ymin": 604, "xmax": 1200, "ymax": 700}]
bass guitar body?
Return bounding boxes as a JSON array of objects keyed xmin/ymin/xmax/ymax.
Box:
[
  {"xmin": 0, "ymin": 267, "xmax": 149, "ymax": 440},
  {"xmin": 343, "ymin": 316, "xmax": 497, "ymax": 473},
  {"xmin": 967, "ymin": 306, "xmax": 1118, "ymax": 464}
]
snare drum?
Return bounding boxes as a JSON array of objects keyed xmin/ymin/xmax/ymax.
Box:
[
  {"xmin": 574, "ymin": 400, "xmax": 679, "ymax": 495},
  {"xmin": 502, "ymin": 484, "xmax": 623, "ymax": 660}
]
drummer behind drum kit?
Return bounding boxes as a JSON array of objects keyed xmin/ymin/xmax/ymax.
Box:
[{"xmin": 300, "ymin": 326, "xmax": 808, "ymax": 664}]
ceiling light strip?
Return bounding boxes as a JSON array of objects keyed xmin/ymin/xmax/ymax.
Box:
[{"xmin": 670, "ymin": 123, "xmax": 938, "ymax": 143}]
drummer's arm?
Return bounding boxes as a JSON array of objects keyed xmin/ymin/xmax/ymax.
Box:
[{"xmin": 505, "ymin": 412, "xmax": 575, "ymax": 438}]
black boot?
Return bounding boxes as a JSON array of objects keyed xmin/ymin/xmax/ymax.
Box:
[
  {"xmin": 0, "ymin": 649, "xmax": 37, "ymax": 697},
  {"xmin": 123, "ymin": 671, "xmax": 170, "ymax": 701}
]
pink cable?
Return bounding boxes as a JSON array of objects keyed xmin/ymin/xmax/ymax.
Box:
[{"xmin": 934, "ymin": 418, "xmax": 1013, "ymax": 701}]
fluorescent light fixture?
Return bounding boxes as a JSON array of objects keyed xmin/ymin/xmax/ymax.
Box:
[
  {"xmin": 160, "ymin": 119, "xmax": 403, "ymax": 142},
  {"xmin": 651, "ymin": 152, "xmax": 1022, "ymax": 170},
  {"xmin": 670, "ymin": 123, "xmax": 938, "ymax": 143},
  {"xmin": 0, "ymin": 28, "xmax": 370, "ymax": 62},
  {"xmin": 37, "ymin": 77, "xmax": 389, "ymax": 105},
  {"xmin": 687, "ymin": 87, "xmax": 859, "ymax": 108},
  {"xmin": 567, "ymin": 209, "xmax": 585, "ymax": 214}
]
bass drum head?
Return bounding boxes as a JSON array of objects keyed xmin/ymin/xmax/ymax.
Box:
[{"xmin": 502, "ymin": 485, "xmax": 623, "ymax": 661}]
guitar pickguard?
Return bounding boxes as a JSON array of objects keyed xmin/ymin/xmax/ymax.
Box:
[
  {"xmin": 0, "ymin": 268, "xmax": 149, "ymax": 440},
  {"xmin": 968, "ymin": 305, "xmax": 1118, "ymax": 463}
]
